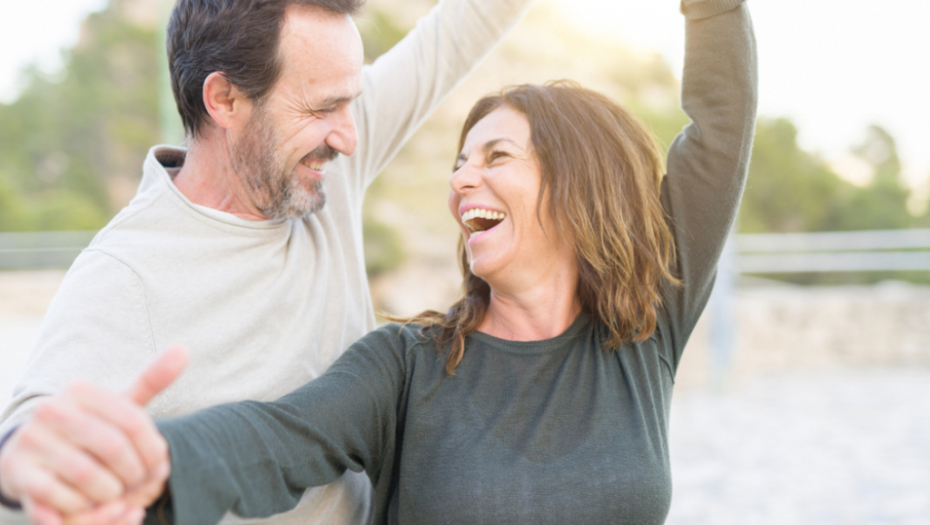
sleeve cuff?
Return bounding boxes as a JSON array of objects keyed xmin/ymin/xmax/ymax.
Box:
[
  {"xmin": 0, "ymin": 426, "xmax": 23, "ymax": 511},
  {"xmin": 680, "ymin": 0, "xmax": 746, "ymax": 20}
]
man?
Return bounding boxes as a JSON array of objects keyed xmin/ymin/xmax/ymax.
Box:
[{"xmin": 0, "ymin": 0, "xmax": 533, "ymax": 523}]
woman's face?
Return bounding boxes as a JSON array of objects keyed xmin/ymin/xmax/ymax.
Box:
[{"xmin": 448, "ymin": 106, "xmax": 576, "ymax": 292}]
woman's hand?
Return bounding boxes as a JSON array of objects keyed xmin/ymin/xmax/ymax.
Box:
[{"xmin": 0, "ymin": 346, "xmax": 188, "ymax": 525}]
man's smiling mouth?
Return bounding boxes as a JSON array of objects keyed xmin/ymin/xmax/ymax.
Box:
[
  {"xmin": 462, "ymin": 208, "xmax": 506, "ymax": 238},
  {"xmin": 300, "ymin": 157, "xmax": 327, "ymax": 171}
]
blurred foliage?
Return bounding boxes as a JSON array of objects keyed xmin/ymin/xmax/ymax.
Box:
[
  {"xmin": 0, "ymin": 0, "xmax": 927, "ymax": 285},
  {"xmin": 740, "ymin": 120, "xmax": 929, "ymax": 284},
  {"xmin": 741, "ymin": 120, "xmax": 921, "ymax": 233},
  {"xmin": 362, "ymin": 214, "xmax": 405, "ymax": 277},
  {"xmin": 358, "ymin": 8, "xmax": 409, "ymax": 64},
  {"xmin": 0, "ymin": 0, "xmax": 159, "ymax": 232}
]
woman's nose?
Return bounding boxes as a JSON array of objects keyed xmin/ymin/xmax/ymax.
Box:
[{"xmin": 450, "ymin": 161, "xmax": 481, "ymax": 194}]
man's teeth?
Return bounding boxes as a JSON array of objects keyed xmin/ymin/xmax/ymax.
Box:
[
  {"xmin": 301, "ymin": 158, "xmax": 326, "ymax": 171},
  {"xmin": 461, "ymin": 208, "xmax": 505, "ymax": 222}
]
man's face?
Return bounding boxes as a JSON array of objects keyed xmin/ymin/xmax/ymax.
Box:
[{"xmin": 230, "ymin": 4, "xmax": 363, "ymax": 220}]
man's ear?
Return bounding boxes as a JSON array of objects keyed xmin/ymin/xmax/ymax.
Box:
[{"xmin": 202, "ymin": 72, "xmax": 251, "ymax": 130}]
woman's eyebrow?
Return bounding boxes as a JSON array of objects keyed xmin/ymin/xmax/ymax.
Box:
[
  {"xmin": 456, "ymin": 137, "xmax": 521, "ymax": 164},
  {"xmin": 482, "ymin": 138, "xmax": 520, "ymax": 151}
]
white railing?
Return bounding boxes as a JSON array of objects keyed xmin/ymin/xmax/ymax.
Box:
[
  {"xmin": 707, "ymin": 228, "xmax": 930, "ymax": 388},
  {"xmin": 1, "ymin": 228, "xmax": 929, "ymax": 272},
  {"xmin": 0, "ymin": 230, "xmax": 99, "ymax": 269},
  {"xmin": 735, "ymin": 229, "xmax": 930, "ymax": 273}
]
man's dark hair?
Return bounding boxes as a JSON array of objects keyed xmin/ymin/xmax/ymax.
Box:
[{"xmin": 168, "ymin": 0, "xmax": 364, "ymax": 138}]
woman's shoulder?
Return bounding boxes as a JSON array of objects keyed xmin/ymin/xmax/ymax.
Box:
[{"xmin": 360, "ymin": 322, "xmax": 441, "ymax": 352}]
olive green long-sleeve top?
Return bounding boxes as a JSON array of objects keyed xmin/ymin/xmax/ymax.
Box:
[{"xmin": 154, "ymin": 2, "xmax": 757, "ymax": 523}]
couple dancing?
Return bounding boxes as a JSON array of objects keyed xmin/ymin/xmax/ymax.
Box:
[{"xmin": 0, "ymin": 0, "xmax": 757, "ymax": 523}]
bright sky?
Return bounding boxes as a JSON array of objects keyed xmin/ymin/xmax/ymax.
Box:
[
  {"xmin": 1, "ymin": 0, "xmax": 929, "ymax": 196},
  {"xmin": 562, "ymin": 0, "xmax": 930, "ymax": 198}
]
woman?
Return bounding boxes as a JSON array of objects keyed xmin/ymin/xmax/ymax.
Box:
[{"xmin": 151, "ymin": 1, "xmax": 756, "ymax": 522}]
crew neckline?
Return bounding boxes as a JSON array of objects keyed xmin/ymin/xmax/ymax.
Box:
[
  {"xmin": 469, "ymin": 312, "xmax": 592, "ymax": 355},
  {"xmin": 146, "ymin": 145, "xmax": 291, "ymax": 231}
]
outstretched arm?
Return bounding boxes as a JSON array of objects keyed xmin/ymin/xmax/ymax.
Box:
[
  {"xmin": 0, "ymin": 347, "xmax": 188, "ymax": 525},
  {"xmin": 153, "ymin": 327, "xmax": 408, "ymax": 525},
  {"xmin": 660, "ymin": 0, "xmax": 759, "ymax": 367}
]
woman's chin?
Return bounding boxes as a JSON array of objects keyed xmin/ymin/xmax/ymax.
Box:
[{"xmin": 468, "ymin": 257, "xmax": 498, "ymax": 284}]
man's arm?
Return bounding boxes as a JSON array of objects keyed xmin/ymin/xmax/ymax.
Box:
[
  {"xmin": 0, "ymin": 250, "xmax": 161, "ymax": 523},
  {"xmin": 1, "ymin": 250, "xmax": 160, "ymax": 438},
  {"xmin": 344, "ymin": 0, "xmax": 535, "ymax": 195}
]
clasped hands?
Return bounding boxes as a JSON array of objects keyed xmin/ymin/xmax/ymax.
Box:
[{"xmin": 0, "ymin": 347, "xmax": 188, "ymax": 525}]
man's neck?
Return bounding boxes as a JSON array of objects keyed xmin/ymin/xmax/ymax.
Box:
[{"xmin": 172, "ymin": 133, "xmax": 270, "ymax": 221}]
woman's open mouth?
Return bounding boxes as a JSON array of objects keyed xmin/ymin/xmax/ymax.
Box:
[{"xmin": 462, "ymin": 208, "xmax": 506, "ymax": 239}]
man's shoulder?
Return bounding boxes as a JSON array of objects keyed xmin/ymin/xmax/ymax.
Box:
[
  {"xmin": 87, "ymin": 145, "xmax": 270, "ymax": 265},
  {"xmin": 87, "ymin": 185, "xmax": 186, "ymax": 262}
]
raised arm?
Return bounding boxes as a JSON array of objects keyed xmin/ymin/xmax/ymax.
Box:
[
  {"xmin": 344, "ymin": 0, "xmax": 534, "ymax": 195},
  {"xmin": 660, "ymin": 0, "xmax": 758, "ymax": 364}
]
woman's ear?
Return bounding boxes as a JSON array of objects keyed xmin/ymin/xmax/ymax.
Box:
[{"xmin": 202, "ymin": 72, "xmax": 251, "ymax": 130}]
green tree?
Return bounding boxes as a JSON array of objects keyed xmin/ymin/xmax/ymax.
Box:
[
  {"xmin": 0, "ymin": 0, "xmax": 159, "ymax": 232},
  {"xmin": 739, "ymin": 118, "xmax": 855, "ymax": 233},
  {"xmin": 837, "ymin": 125, "xmax": 913, "ymax": 231},
  {"xmin": 739, "ymin": 120, "xmax": 918, "ymax": 234}
]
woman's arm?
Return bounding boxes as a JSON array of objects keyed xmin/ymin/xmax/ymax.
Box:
[
  {"xmin": 660, "ymin": 0, "xmax": 758, "ymax": 366},
  {"xmin": 154, "ymin": 326, "xmax": 410, "ymax": 525}
]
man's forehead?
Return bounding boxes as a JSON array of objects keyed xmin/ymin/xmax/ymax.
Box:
[
  {"xmin": 279, "ymin": 4, "xmax": 363, "ymax": 61},
  {"xmin": 277, "ymin": 7, "xmax": 362, "ymax": 76},
  {"xmin": 270, "ymin": 4, "xmax": 363, "ymax": 105}
]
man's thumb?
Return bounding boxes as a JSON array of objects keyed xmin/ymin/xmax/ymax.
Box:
[{"xmin": 127, "ymin": 346, "xmax": 189, "ymax": 406}]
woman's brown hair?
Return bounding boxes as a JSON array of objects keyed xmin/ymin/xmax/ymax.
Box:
[{"xmin": 399, "ymin": 80, "xmax": 679, "ymax": 374}]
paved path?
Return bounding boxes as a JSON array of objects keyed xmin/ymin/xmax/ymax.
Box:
[{"xmin": 667, "ymin": 369, "xmax": 930, "ymax": 525}]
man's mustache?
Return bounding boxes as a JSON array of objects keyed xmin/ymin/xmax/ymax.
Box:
[{"xmin": 305, "ymin": 144, "xmax": 339, "ymax": 162}]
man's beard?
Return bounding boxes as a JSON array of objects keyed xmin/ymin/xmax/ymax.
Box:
[{"xmin": 229, "ymin": 105, "xmax": 336, "ymax": 220}]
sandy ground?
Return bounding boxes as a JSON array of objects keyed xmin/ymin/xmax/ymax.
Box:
[
  {"xmin": 1, "ymin": 270, "xmax": 928, "ymax": 523},
  {"xmin": 666, "ymin": 369, "xmax": 930, "ymax": 524}
]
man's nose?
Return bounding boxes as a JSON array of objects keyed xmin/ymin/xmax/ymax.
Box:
[{"xmin": 326, "ymin": 105, "xmax": 357, "ymax": 157}]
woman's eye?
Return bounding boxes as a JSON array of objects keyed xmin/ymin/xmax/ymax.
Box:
[{"xmin": 488, "ymin": 151, "xmax": 509, "ymax": 163}]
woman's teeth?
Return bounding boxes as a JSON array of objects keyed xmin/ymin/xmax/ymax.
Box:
[
  {"xmin": 462, "ymin": 208, "xmax": 505, "ymax": 222},
  {"xmin": 462, "ymin": 208, "xmax": 506, "ymax": 236}
]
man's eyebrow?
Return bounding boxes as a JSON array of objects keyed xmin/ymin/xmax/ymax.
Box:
[
  {"xmin": 315, "ymin": 91, "xmax": 362, "ymax": 108},
  {"xmin": 455, "ymin": 137, "xmax": 521, "ymax": 164}
]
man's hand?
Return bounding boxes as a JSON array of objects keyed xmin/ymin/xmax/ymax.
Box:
[{"xmin": 0, "ymin": 346, "xmax": 189, "ymax": 525}]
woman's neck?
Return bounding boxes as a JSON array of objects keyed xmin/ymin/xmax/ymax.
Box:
[{"xmin": 478, "ymin": 274, "xmax": 583, "ymax": 342}]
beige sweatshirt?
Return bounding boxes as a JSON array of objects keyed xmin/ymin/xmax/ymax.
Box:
[{"xmin": 0, "ymin": 0, "xmax": 533, "ymax": 523}]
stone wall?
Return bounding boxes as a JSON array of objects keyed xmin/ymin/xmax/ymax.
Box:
[{"xmin": 676, "ymin": 281, "xmax": 930, "ymax": 389}]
